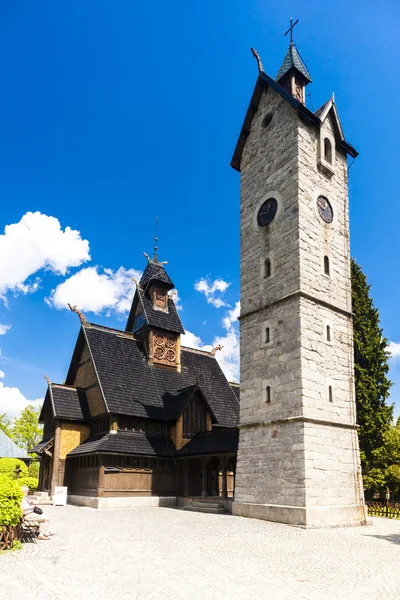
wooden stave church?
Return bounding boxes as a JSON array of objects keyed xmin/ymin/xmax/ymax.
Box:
[{"xmin": 32, "ymin": 257, "xmax": 240, "ymax": 505}]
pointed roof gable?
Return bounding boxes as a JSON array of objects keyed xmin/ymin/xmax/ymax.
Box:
[
  {"xmin": 231, "ymin": 71, "xmax": 358, "ymax": 172},
  {"xmin": 314, "ymin": 95, "xmax": 346, "ymax": 143},
  {"xmin": 163, "ymin": 384, "xmax": 217, "ymax": 421},
  {"xmin": 139, "ymin": 261, "xmax": 174, "ymax": 291},
  {"xmin": 39, "ymin": 383, "xmax": 91, "ymax": 423},
  {"xmin": 276, "ymin": 43, "xmax": 311, "ymax": 83},
  {"xmin": 0, "ymin": 429, "xmax": 30, "ymax": 459}
]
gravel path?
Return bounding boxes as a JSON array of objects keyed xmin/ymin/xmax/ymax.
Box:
[{"xmin": 1, "ymin": 505, "xmax": 400, "ymax": 599}]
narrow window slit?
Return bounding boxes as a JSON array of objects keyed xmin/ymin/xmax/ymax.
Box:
[
  {"xmin": 324, "ymin": 255, "xmax": 330, "ymax": 276},
  {"xmin": 324, "ymin": 138, "xmax": 332, "ymax": 164},
  {"xmin": 264, "ymin": 258, "xmax": 271, "ymax": 278},
  {"xmin": 266, "ymin": 386, "xmax": 271, "ymax": 403},
  {"xmin": 328, "ymin": 386, "xmax": 333, "ymax": 402},
  {"xmin": 326, "ymin": 325, "xmax": 331, "ymax": 342},
  {"xmin": 265, "ymin": 327, "xmax": 270, "ymax": 344}
]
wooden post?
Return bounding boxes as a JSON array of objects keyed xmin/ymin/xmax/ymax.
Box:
[
  {"xmin": 201, "ymin": 458, "xmax": 207, "ymax": 498},
  {"xmin": 221, "ymin": 458, "xmax": 228, "ymax": 500},
  {"xmin": 183, "ymin": 460, "xmax": 189, "ymax": 497},
  {"xmin": 98, "ymin": 460, "xmax": 105, "ymax": 498},
  {"xmin": 50, "ymin": 422, "xmax": 61, "ymax": 497}
]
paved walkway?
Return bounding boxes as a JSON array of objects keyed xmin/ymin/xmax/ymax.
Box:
[{"xmin": 1, "ymin": 505, "xmax": 400, "ymax": 599}]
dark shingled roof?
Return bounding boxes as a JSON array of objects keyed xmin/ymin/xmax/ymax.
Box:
[
  {"xmin": 137, "ymin": 289, "xmax": 185, "ymax": 334},
  {"xmin": 163, "ymin": 385, "xmax": 216, "ymax": 421},
  {"xmin": 52, "ymin": 385, "xmax": 90, "ymax": 421},
  {"xmin": 139, "ymin": 261, "xmax": 174, "ymax": 291},
  {"xmin": 83, "ymin": 324, "xmax": 239, "ymax": 427},
  {"xmin": 276, "ymin": 43, "xmax": 312, "ymax": 83},
  {"xmin": 67, "ymin": 430, "xmax": 175, "ymax": 457},
  {"xmin": 30, "ymin": 434, "xmax": 54, "ymax": 455},
  {"xmin": 39, "ymin": 385, "xmax": 91, "ymax": 423},
  {"xmin": 176, "ymin": 428, "xmax": 239, "ymax": 456}
]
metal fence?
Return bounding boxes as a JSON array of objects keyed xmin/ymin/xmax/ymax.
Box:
[{"xmin": 366, "ymin": 501, "xmax": 400, "ymax": 519}]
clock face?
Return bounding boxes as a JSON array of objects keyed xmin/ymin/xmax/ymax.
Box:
[
  {"xmin": 257, "ymin": 198, "xmax": 278, "ymax": 227},
  {"xmin": 317, "ymin": 196, "xmax": 333, "ymax": 223}
]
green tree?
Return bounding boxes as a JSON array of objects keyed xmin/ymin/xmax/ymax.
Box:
[
  {"xmin": 12, "ymin": 405, "xmax": 42, "ymax": 453},
  {"xmin": 0, "ymin": 413, "xmax": 13, "ymax": 438},
  {"xmin": 351, "ymin": 259, "xmax": 393, "ymax": 489}
]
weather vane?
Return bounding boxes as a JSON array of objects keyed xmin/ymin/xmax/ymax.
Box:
[
  {"xmin": 285, "ymin": 17, "xmax": 299, "ymax": 45},
  {"xmin": 154, "ymin": 215, "xmax": 159, "ymax": 262}
]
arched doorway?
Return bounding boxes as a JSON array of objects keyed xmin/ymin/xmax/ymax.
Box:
[{"xmin": 187, "ymin": 459, "xmax": 202, "ymax": 496}]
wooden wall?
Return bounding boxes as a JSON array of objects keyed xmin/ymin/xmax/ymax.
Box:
[
  {"xmin": 72, "ymin": 342, "xmax": 106, "ymax": 416},
  {"xmin": 104, "ymin": 470, "xmax": 176, "ymax": 497}
]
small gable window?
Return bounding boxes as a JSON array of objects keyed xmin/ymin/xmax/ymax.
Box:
[
  {"xmin": 324, "ymin": 256, "xmax": 330, "ymax": 276},
  {"xmin": 264, "ymin": 258, "xmax": 271, "ymax": 278},
  {"xmin": 324, "ymin": 138, "xmax": 332, "ymax": 164}
]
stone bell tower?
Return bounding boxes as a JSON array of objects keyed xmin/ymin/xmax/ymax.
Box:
[{"xmin": 231, "ymin": 33, "xmax": 367, "ymax": 527}]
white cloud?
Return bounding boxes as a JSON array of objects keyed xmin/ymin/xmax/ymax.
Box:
[
  {"xmin": 222, "ymin": 301, "xmax": 240, "ymax": 330},
  {"xmin": 388, "ymin": 341, "xmax": 400, "ymax": 360},
  {"xmin": 46, "ymin": 266, "xmax": 142, "ymax": 316},
  {"xmin": 0, "ymin": 211, "xmax": 90, "ymax": 301},
  {"xmin": 0, "ymin": 370, "xmax": 4, "ymax": 378},
  {"xmin": 0, "ymin": 375, "xmax": 42, "ymax": 418},
  {"xmin": 0, "ymin": 324, "xmax": 11, "ymax": 335},
  {"xmin": 181, "ymin": 301, "xmax": 240, "ymax": 383},
  {"xmin": 194, "ymin": 277, "xmax": 231, "ymax": 308}
]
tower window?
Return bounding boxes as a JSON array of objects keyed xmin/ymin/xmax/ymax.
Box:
[
  {"xmin": 264, "ymin": 258, "xmax": 271, "ymax": 278},
  {"xmin": 328, "ymin": 386, "xmax": 333, "ymax": 402},
  {"xmin": 324, "ymin": 138, "xmax": 332, "ymax": 164},
  {"xmin": 262, "ymin": 112, "xmax": 273, "ymax": 128},
  {"xmin": 326, "ymin": 325, "xmax": 331, "ymax": 342},
  {"xmin": 265, "ymin": 327, "xmax": 270, "ymax": 344},
  {"xmin": 266, "ymin": 386, "xmax": 271, "ymax": 403},
  {"xmin": 324, "ymin": 256, "xmax": 330, "ymax": 276}
]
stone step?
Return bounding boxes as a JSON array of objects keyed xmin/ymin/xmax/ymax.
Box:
[
  {"xmin": 183, "ymin": 506, "xmax": 228, "ymax": 515},
  {"xmin": 191, "ymin": 501, "xmax": 224, "ymax": 509}
]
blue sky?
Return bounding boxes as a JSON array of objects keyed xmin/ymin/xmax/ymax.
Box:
[{"xmin": 0, "ymin": 0, "xmax": 399, "ymax": 418}]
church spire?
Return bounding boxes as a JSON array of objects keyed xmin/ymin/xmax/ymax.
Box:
[{"xmin": 276, "ymin": 18, "xmax": 311, "ymax": 104}]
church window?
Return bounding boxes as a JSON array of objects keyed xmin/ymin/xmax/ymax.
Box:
[
  {"xmin": 262, "ymin": 112, "xmax": 273, "ymax": 128},
  {"xmin": 328, "ymin": 386, "xmax": 333, "ymax": 402},
  {"xmin": 265, "ymin": 386, "xmax": 271, "ymax": 403},
  {"xmin": 324, "ymin": 138, "xmax": 332, "ymax": 164},
  {"xmin": 265, "ymin": 327, "xmax": 270, "ymax": 344},
  {"xmin": 326, "ymin": 325, "xmax": 331, "ymax": 342},
  {"xmin": 264, "ymin": 258, "xmax": 271, "ymax": 278},
  {"xmin": 183, "ymin": 394, "xmax": 208, "ymax": 438},
  {"xmin": 324, "ymin": 255, "xmax": 330, "ymax": 276}
]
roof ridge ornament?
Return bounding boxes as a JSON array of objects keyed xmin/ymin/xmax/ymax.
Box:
[
  {"xmin": 43, "ymin": 374, "xmax": 51, "ymax": 385},
  {"xmin": 67, "ymin": 303, "xmax": 87, "ymax": 324},
  {"xmin": 211, "ymin": 344, "xmax": 224, "ymax": 357},
  {"xmin": 251, "ymin": 48, "xmax": 264, "ymax": 73}
]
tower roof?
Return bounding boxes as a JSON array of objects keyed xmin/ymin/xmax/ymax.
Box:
[
  {"xmin": 0, "ymin": 429, "xmax": 30, "ymax": 459},
  {"xmin": 276, "ymin": 43, "xmax": 311, "ymax": 83},
  {"xmin": 139, "ymin": 260, "xmax": 175, "ymax": 291}
]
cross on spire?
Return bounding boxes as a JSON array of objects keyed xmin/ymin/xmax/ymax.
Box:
[{"xmin": 284, "ymin": 17, "xmax": 299, "ymax": 45}]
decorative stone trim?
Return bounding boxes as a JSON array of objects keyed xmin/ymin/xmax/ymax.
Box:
[{"xmin": 238, "ymin": 415, "xmax": 359, "ymax": 430}]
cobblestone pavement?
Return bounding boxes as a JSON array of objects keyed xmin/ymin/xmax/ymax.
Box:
[{"xmin": 1, "ymin": 505, "xmax": 400, "ymax": 600}]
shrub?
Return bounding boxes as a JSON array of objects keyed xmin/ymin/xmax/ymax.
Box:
[
  {"xmin": 0, "ymin": 458, "xmax": 28, "ymax": 479},
  {"xmin": 0, "ymin": 478, "xmax": 23, "ymax": 526},
  {"xmin": 28, "ymin": 461, "xmax": 40, "ymax": 479},
  {"xmin": 18, "ymin": 477, "xmax": 39, "ymax": 494}
]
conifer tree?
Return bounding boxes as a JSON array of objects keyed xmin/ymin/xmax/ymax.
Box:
[{"xmin": 351, "ymin": 259, "xmax": 393, "ymax": 486}]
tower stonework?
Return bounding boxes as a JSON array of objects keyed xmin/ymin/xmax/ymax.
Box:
[{"xmin": 231, "ymin": 48, "xmax": 367, "ymax": 527}]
